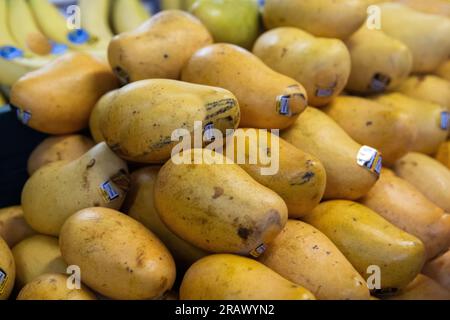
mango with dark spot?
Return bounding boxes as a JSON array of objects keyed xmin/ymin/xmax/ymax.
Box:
[
  {"xmin": 155, "ymin": 149, "xmax": 288, "ymax": 255},
  {"xmin": 99, "ymin": 79, "xmax": 240, "ymax": 163},
  {"xmin": 182, "ymin": 43, "xmax": 307, "ymax": 130},
  {"xmin": 22, "ymin": 143, "xmax": 129, "ymax": 236},
  {"xmin": 324, "ymin": 96, "xmax": 417, "ymax": 166},
  {"xmin": 282, "ymin": 107, "xmax": 379, "ymax": 200},
  {"xmin": 228, "ymin": 129, "xmax": 326, "ymax": 218},
  {"xmin": 108, "ymin": 10, "xmax": 213, "ymax": 83}
]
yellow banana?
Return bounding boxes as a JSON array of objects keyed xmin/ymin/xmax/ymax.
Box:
[
  {"xmin": 0, "ymin": 0, "xmax": 52, "ymax": 86},
  {"xmin": 28, "ymin": 0, "xmax": 107, "ymax": 60},
  {"xmin": 79, "ymin": 0, "xmax": 113, "ymax": 46},
  {"xmin": 112, "ymin": 0, "xmax": 151, "ymax": 34},
  {"xmin": 7, "ymin": 0, "xmax": 54, "ymax": 55}
]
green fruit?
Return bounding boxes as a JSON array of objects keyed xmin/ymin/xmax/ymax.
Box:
[{"xmin": 190, "ymin": 0, "xmax": 260, "ymax": 49}]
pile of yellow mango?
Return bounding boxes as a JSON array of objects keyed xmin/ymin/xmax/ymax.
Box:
[{"xmin": 1, "ymin": 0, "xmax": 450, "ymax": 301}]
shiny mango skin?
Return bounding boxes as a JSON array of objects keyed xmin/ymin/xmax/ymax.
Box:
[
  {"xmin": 395, "ymin": 153, "xmax": 450, "ymax": 212},
  {"xmin": 262, "ymin": 0, "xmax": 367, "ymax": 40},
  {"xmin": 281, "ymin": 107, "xmax": 379, "ymax": 200},
  {"xmin": 108, "ymin": 10, "xmax": 213, "ymax": 83},
  {"xmin": 436, "ymin": 141, "xmax": 450, "ymax": 170},
  {"xmin": 27, "ymin": 135, "xmax": 95, "ymax": 175},
  {"xmin": 22, "ymin": 143, "xmax": 129, "ymax": 236},
  {"xmin": 435, "ymin": 60, "xmax": 450, "ymax": 81},
  {"xmin": 0, "ymin": 236, "xmax": 15, "ymax": 300},
  {"xmin": 378, "ymin": 3, "xmax": 450, "ymax": 73},
  {"xmin": 387, "ymin": 274, "xmax": 450, "ymax": 300},
  {"xmin": 181, "ymin": 43, "xmax": 307, "ymax": 130},
  {"xmin": 100, "ymin": 79, "xmax": 240, "ymax": 163},
  {"xmin": 423, "ymin": 250, "xmax": 450, "ymax": 291},
  {"xmin": 12, "ymin": 235, "xmax": 68, "ymax": 288},
  {"xmin": 253, "ymin": 27, "xmax": 351, "ymax": 107},
  {"xmin": 59, "ymin": 207, "xmax": 176, "ymax": 300},
  {"xmin": 11, "ymin": 52, "xmax": 119, "ymax": 135},
  {"xmin": 122, "ymin": 167, "xmax": 209, "ymax": 268},
  {"xmin": 304, "ymin": 200, "xmax": 426, "ymax": 292},
  {"xmin": 89, "ymin": 90, "xmax": 118, "ymax": 144},
  {"xmin": 397, "ymin": 75, "xmax": 450, "ymax": 111},
  {"xmin": 324, "ymin": 96, "xmax": 417, "ymax": 166},
  {"xmin": 345, "ymin": 26, "xmax": 413, "ymax": 95},
  {"xmin": 154, "ymin": 149, "xmax": 288, "ymax": 255},
  {"xmin": 373, "ymin": 93, "xmax": 449, "ymax": 155},
  {"xmin": 361, "ymin": 169, "xmax": 450, "ymax": 261},
  {"xmin": 17, "ymin": 273, "xmax": 97, "ymax": 300},
  {"xmin": 259, "ymin": 220, "xmax": 370, "ymax": 300},
  {"xmin": 180, "ymin": 254, "xmax": 315, "ymax": 300},
  {"xmin": 227, "ymin": 129, "xmax": 326, "ymax": 218},
  {"xmin": 0, "ymin": 206, "xmax": 35, "ymax": 248}
]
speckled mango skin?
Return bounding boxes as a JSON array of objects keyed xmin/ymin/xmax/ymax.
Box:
[
  {"xmin": 100, "ymin": 79, "xmax": 240, "ymax": 163},
  {"xmin": 180, "ymin": 254, "xmax": 316, "ymax": 300},
  {"xmin": 155, "ymin": 149, "xmax": 288, "ymax": 255},
  {"xmin": 17, "ymin": 274, "xmax": 97, "ymax": 300},
  {"xmin": 59, "ymin": 207, "xmax": 176, "ymax": 300},
  {"xmin": 281, "ymin": 107, "xmax": 379, "ymax": 200},
  {"xmin": 304, "ymin": 200, "xmax": 426, "ymax": 292},
  {"xmin": 361, "ymin": 169, "xmax": 450, "ymax": 261},
  {"xmin": 108, "ymin": 10, "xmax": 213, "ymax": 83},
  {"xmin": 228, "ymin": 129, "xmax": 326, "ymax": 218},
  {"xmin": 182, "ymin": 43, "xmax": 308, "ymax": 130},
  {"xmin": 259, "ymin": 220, "xmax": 371, "ymax": 300}
]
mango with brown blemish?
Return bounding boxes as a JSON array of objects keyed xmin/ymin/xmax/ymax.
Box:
[
  {"xmin": 59, "ymin": 207, "xmax": 176, "ymax": 300},
  {"xmin": 227, "ymin": 129, "xmax": 326, "ymax": 218},
  {"xmin": 100, "ymin": 79, "xmax": 240, "ymax": 163},
  {"xmin": 181, "ymin": 43, "xmax": 307, "ymax": 129},
  {"xmin": 27, "ymin": 135, "xmax": 95, "ymax": 175},
  {"xmin": 154, "ymin": 148, "xmax": 288, "ymax": 255},
  {"xmin": 108, "ymin": 10, "xmax": 212, "ymax": 84},
  {"xmin": 281, "ymin": 107, "xmax": 380, "ymax": 200},
  {"xmin": 252, "ymin": 27, "xmax": 351, "ymax": 107},
  {"xmin": 22, "ymin": 142, "xmax": 129, "ymax": 236},
  {"xmin": 324, "ymin": 96, "xmax": 417, "ymax": 166}
]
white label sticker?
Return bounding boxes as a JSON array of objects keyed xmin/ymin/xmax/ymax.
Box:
[{"xmin": 357, "ymin": 146, "xmax": 382, "ymax": 176}]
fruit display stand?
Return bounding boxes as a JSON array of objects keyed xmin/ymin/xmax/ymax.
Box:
[{"xmin": 0, "ymin": 0, "xmax": 450, "ymax": 305}]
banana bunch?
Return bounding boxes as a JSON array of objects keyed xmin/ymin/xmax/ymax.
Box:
[
  {"xmin": 0, "ymin": 0, "xmax": 153, "ymax": 87},
  {"xmin": 0, "ymin": 0, "xmax": 53, "ymax": 86},
  {"xmin": 112, "ymin": 0, "xmax": 151, "ymax": 34}
]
